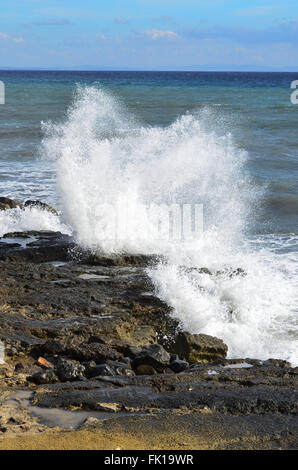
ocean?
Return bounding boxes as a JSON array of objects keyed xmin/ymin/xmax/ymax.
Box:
[{"xmin": 0, "ymin": 71, "xmax": 297, "ymax": 364}]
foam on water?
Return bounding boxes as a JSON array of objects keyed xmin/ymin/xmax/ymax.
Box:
[
  {"xmin": 0, "ymin": 206, "xmax": 71, "ymax": 237},
  {"xmin": 41, "ymin": 86, "xmax": 298, "ymax": 365}
]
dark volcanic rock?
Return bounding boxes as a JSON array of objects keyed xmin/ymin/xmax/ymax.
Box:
[
  {"xmin": 81, "ymin": 253, "xmax": 162, "ymax": 267},
  {"xmin": 66, "ymin": 343, "xmax": 123, "ymax": 364},
  {"xmin": 55, "ymin": 358, "xmax": 86, "ymax": 382},
  {"xmin": 169, "ymin": 359, "xmax": 189, "ymax": 373},
  {"xmin": 31, "ymin": 380, "xmax": 298, "ymax": 415},
  {"xmin": 33, "ymin": 340, "xmax": 66, "ymax": 357},
  {"xmin": 88, "ymin": 364, "xmax": 116, "ymax": 378},
  {"xmin": 173, "ymin": 331, "xmax": 228, "ymax": 363},
  {"xmin": 0, "ymin": 231, "xmax": 74, "ymax": 263},
  {"xmin": 30, "ymin": 369, "xmax": 58, "ymax": 385},
  {"xmin": 88, "ymin": 336, "xmax": 141, "ymax": 359},
  {"xmin": 132, "ymin": 344, "xmax": 171, "ymax": 372}
]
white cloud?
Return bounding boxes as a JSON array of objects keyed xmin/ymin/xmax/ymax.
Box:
[
  {"xmin": 0, "ymin": 32, "xmax": 24, "ymax": 44},
  {"xmin": 145, "ymin": 29, "xmax": 179, "ymax": 40}
]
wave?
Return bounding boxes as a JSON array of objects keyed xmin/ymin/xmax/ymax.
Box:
[
  {"xmin": 0, "ymin": 206, "xmax": 70, "ymax": 237},
  {"xmin": 41, "ymin": 85, "xmax": 298, "ymax": 365}
]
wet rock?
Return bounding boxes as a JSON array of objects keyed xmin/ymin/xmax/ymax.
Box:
[
  {"xmin": 216, "ymin": 267, "xmax": 246, "ymax": 277},
  {"xmin": 179, "ymin": 266, "xmax": 212, "ymax": 276},
  {"xmin": 169, "ymin": 359, "xmax": 189, "ymax": 373},
  {"xmin": 0, "ymin": 197, "xmax": 22, "ymax": 210},
  {"xmin": 173, "ymin": 331, "xmax": 228, "ymax": 363},
  {"xmin": 132, "ymin": 344, "xmax": 171, "ymax": 372},
  {"xmin": 32, "ymin": 382, "xmax": 298, "ymax": 415},
  {"xmin": 0, "ymin": 232, "xmax": 74, "ymax": 263},
  {"xmin": 81, "ymin": 254, "xmax": 162, "ymax": 267},
  {"xmin": 3, "ymin": 230, "xmax": 60, "ymax": 239},
  {"xmin": 55, "ymin": 358, "xmax": 86, "ymax": 382},
  {"xmin": 0, "ymin": 242, "xmax": 21, "ymax": 249},
  {"xmin": 30, "ymin": 369, "xmax": 58, "ymax": 385},
  {"xmin": 24, "ymin": 200, "xmax": 58, "ymax": 215}
]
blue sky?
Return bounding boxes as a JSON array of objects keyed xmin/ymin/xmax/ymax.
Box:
[{"xmin": 1, "ymin": 0, "xmax": 298, "ymax": 69}]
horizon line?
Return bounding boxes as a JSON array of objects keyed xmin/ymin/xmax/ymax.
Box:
[{"xmin": 1, "ymin": 67, "xmax": 298, "ymax": 73}]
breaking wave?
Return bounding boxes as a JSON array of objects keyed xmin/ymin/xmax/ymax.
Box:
[{"xmin": 41, "ymin": 86, "xmax": 298, "ymax": 365}]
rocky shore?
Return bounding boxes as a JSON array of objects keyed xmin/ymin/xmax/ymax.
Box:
[{"xmin": 0, "ymin": 199, "xmax": 297, "ymax": 449}]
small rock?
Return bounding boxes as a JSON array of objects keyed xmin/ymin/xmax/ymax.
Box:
[
  {"xmin": 88, "ymin": 364, "xmax": 115, "ymax": 378},
  {"xmin": 36, "ymin": 340, "xmax": 66, "ymax": 356},
  {"xmin": 173, "ymin": 331, "xmax": 228, "ymax": 363},
  {"xmin": 96, "ymin": 403, "xmax": 122, "ymax": 412},
  {"xmin": 36, "ymin": 357, "xmax": 54, "ymax": 369},
  {"xmin": 30, "ymin": 369, "xmax": 58, "ymax": 385},
  {"xmin": 56, "ymin": 358, "xmax": 86, "ymax": 382},
  {"xmin": 169, "ymin": 359, "xmax": 189, "ymax": 373},
  {"xmin": 133, "ymin": 344, "xmax": 171, "ymax": 372}
]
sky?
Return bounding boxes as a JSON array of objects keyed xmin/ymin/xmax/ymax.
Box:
[{"xmin": 1, "ymin": 0, "xmax": 298, "ymax": 70}]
